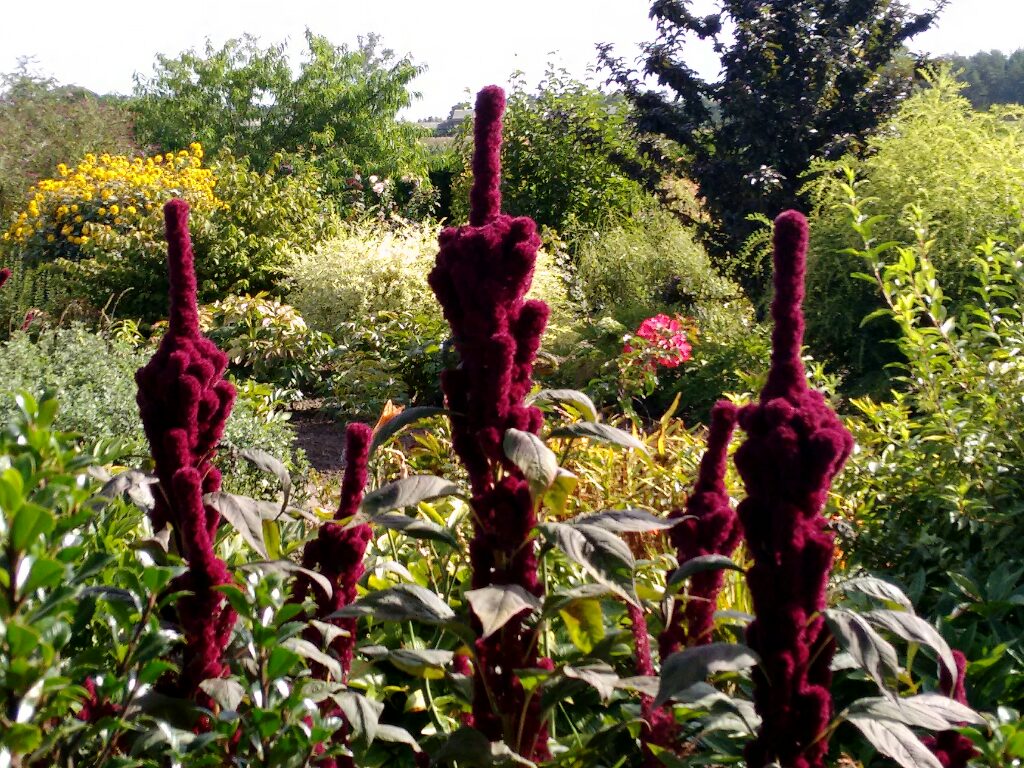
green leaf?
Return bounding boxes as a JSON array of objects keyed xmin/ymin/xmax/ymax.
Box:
[
  {"xmin": 836, "ymin": 577, "xmax": 914, "ymax": 610},
  {"xmin": 542, "ymin": 469, "xmax": 578, "ymax": 516},
  {"xmin": 846, "ymin": 694, "xmax": 984, "ymax": 731},
  {"xmin": 433, "ymin": 727, "xmax": 537, "ymax": 767},
  {"xmin": 262, "ymin": 518, "xmax": 282, "ymax": 560},
  {"xmin": 825, "ymin": 609, "xmax": 901, "ymax": 692},
  {"xmin": 284, "ymin": 637, "xmax": 343, "ymax": 680},
  {"xmin": 99, "ymin": 469, "xmax": 158, "ymax": 513},
  {"xmin": 1, "ymin": 723, "xmax": 42, "ymax": 752},
  {"xmin": 548, "ymin": 421, "xmax": 649, "ymax": 454},
  {"xmin": 503, "ymin": 428, "xmax": 559, "ymax": 499},
  {"xmin": 536, "ymin": 522, "xmax": 637, "ymax": 605},
  {"xmin": 846, "ymin": 715, "xmax": 944, "ymax": 768},
  {"xmin": 668, "ymin": 555, "xmax": 744, "ymax": 587},
  {"xmin": 573, "ymin": 508, "xmax": 675, "ymax": 533},
  {"xmin": 563, "ymin": 662, "xmax": 620, "ymax": 702},
  {"xmin": 369, "ymin": 406, "xmax": 447, "ymax": 454},
  {"xmin": 21, "ymin": 557, "xmax": 66, "ymax": 594},
  {"xmin": 334, "ymin": 691, "xmax": 384, "ymax": 744},
  {"xmin": 527, "ymin": 388, "xmax": 599, "ymax": 422},
  {"xmin": 331, "ymin": 583, "xmax": 456, "ymax": 624},
  {"xmin": 239, "ymin": 447, "xmax": 292, "ymax": 513},
  {"xmin": 239, "ymin": 560, "xmax": 333, "ymax": 600},
  {"xmin": 466, "ymin": 585, "xmax": 542, "ymax": 639},
  {"xmin": 266, "ymin": 645, "xmax": 301, "ymax": 680},
  {"xmin": 558, "ymin": 598, "xmax": 605, "ymax": 653},
  {"xmin": 359, "ymin": 475, "xmax": 460, "ymax": 517},
  {"xmin": 370, "ymin": 512, "xmax": 457, "ymax": 546},
  {"xmin": 199, "ymin": 678, "xmax": 245, "ymax": 711},
  {"xmin": 205, "ymin": 491, "xmax": 270, "ymax": 558},
  {"xmin": 655, "ymin": 643, "xmax": 760, "ymax": 707},
  {"xmin": 864, "ymin": 609, "xmax": 957, "ymax": 686},
  {"xmin": 11, "ymin": 502, "xmax": 54, "ymax": 551},
  {"xmin": 374, "ymin": 723, "xmax": 422, "ymax": 752},
  {"xmin": 387, "ymin": 648, "xmax": 454, "ymax": 679}
]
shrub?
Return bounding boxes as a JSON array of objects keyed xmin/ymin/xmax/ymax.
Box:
[
  {"xmin": 572, "ymin": 208, "xmax": 740, "ymax": 327},
  {"xmin": 199, "ymin": 292, "xmax": 333, "ymax": 390},
  {"xmin": 450, "ymin": 68, "xmax": 653, "ymax": 235},
  {"xmin": 0, "ymin": 147, "xmax": 337, "ymax": 320},
  {"xmin": 804, "ymin": 69, "xmax": 1024, "ymax": 382},
  {"xmin": 0, "ymin": 325, "xmax": 302, "ymax": 497},
  {"xmin": 0, "ymin": 64, "xmax": 137, "ymax": 224},
  {"xmin": 288, "ymin": 218, "xmax": 573, "ymax": 336},
  {"xmin": 834, "ymin": 197, "xmax": 1024, "ymax": 709}
]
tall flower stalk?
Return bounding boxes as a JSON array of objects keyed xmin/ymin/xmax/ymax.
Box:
[
  {"xmin": 659, "ymin": 400, "xmax": 739, "ymax": 657},
  {"xmin": 924, "ymin": 650, "xmax": 978, "ymax": 767},
  {"xmin": 428, "ymin": 85, "xmax": 550, "ymax": 758},
  {"xmin": 733, "ymin": 210, "xmax": 854, "ymax": 768},
  {"xmin": 135, "ymin": 199, "xmax": 236, "ymax": 699},
  {"xmin": 292, "ymin": 422, "xmax": 373, "ymax": 768}
]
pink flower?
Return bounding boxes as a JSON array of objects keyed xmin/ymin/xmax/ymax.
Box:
[{"xmin": 624, "ymin": 314, "xmax": 694, "ymax": 369}]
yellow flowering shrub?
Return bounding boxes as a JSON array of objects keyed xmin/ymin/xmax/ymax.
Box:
[
  {"xmin": 3, "ymin": 144, "xmax": 219, "ymax": 262},
  {"xmin": 0, "ymin": 147, "xmax": 337, "ymax": 321}
]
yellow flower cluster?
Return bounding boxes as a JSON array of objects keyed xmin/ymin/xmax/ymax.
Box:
[{"xmin": 2, "ymin": 143, "xmax": 221, "ymax": 260}]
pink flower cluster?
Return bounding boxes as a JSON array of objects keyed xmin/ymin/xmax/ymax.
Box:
[{"xmin": 625, "ymin": 314, "xmax": 693, "ymax": 369}]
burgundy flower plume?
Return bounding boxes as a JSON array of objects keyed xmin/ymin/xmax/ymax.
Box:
[
  {"xmin": 428, "ymin": 85, "xmax": 550, "ymax": 758},
  {"xmin": 660, "ymin": 400, "xmax": 740, "ymax": 657},
  {"xmin": 136, "ymin": 199, "xmax": 236, "ymax": 698},
  {"xmin": 923, "ymin": 651, "xmax": 978, "ymax": 767},
  {"xmin": 292, "ymin": 422, "xmax": 373, "ymax": 677},
  {"xmin": 0, "ymin": 267, "xmax": 10, "ymax": 289},
  {"xmin": 733, "ymin": 210, "xmax": 854, "ymax": 768},
  {"xmin": 291, "ymin": 422, "xmax": 373, "ymax": 768}
]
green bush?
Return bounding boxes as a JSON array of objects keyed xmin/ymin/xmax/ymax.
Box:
[
  {"xmin": 572, "ymin": 208, "xmax": 740, "ymax": 327},
  {"xmin": 833, "ymin": 201, "xmax": 1024, "ymax": 709},
  {"xmin": 0, "ymin": 325, "xmax": 303, "ymax": 496},
  {"xmin": 804, "ymin": 69, "xmax": 1024, "ymax": 383},
  {"xmin": 288, "ymin": 219, "xmax": 573, "ymax": 336},
  {"xmin": 450, "ymin": 68, "xmax": 652, "ymax": 234},
  {"xmin": 0, "ymin": 148, "xmax": 337, "ymax": 322},
  {"xmin": 0, "ymin": 65, "xmax": 137, "ymax": 225}
]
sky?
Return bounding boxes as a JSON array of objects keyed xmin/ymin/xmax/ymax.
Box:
[{"xmin": 2, "ymin": 0, "xmax": 1022, "ymax": 120}]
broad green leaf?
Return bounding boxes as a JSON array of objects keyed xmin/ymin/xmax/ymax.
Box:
[
  {"xmin": 466, "ymin": 584, "xmax": 542, "ymax": 639},
  {"xmin": 564, "ymin": 662, "xmax": 620, "ymax": 702},
  {"xmin": 285, "ymin": 637, "xmax": 343, "ymax": 680},
  {"xmin": 527, "ymin": 388, "xmax": 599, "ymax": 422},
  {"xmin": 239, "ymin": 448, "xmax": 292, "ymax": 513},
  {"xmin": 847, "ymin": 715, "xmax": 943, "ymax": 768},
  {"xmin": 574, "ymin": 508, "xmax": 675, "ymax": 533},
  {"xmin": 359, "ymin": 475, "xmax": 460, "ymax": 517},
  {"xmin": 371, "ymin": 512, "xmax": 457, "ymax": 546},
  {"xmin": 334, "ymin": 691, "xmax": 384, "ymax": 744},
  {"xmin": 836, "ymin": 577, "xmax": 913, "ymax": 610},
  {"xmin": 239, "ymin": 560, "xmax": 333, "ymax": 600},
  {"xmin": 199, "ymin": 678, "xmax": 245, "ymax": 711},
  {"xmin": 668, "ymin": 554, "xmax": 745, "ymax": 586},
  {"xmin": 205, "ymin": 491, "xmax": 270, "ymax": 558},
  {"xmin": 542, "ymin": 469, "xmax": 578, "ymax": 516},
  {"xmin": 548, "ymin": 421, "xmax": 649, "ymax": 454},
  {"xmin": 374, "ymin": 723, "xmax": 422, "ymax": 752},
  {"xmin": 825, "ymin": 609, "xmax": 901, "ymax": 692},
  {"xmin": 369, "ymin": 406, "xmax": 447, "ymax": 454},
  {"xmin": 504, "ymin": 428, "xmax": 559, "ymax": 498},
  {"xmin": 558, "ymin": 599, "xmax": 605, "ymax": 653},
  {"xmin": 433, "ymin": 726, "xmax": 537, "ymax": 767},
  {"xmin": 332, "ymin": 584, "xmax": 455, "ymax": 624},
  {"xmin": 387, "ymin": 648, "xmax": 454, "ymax": 679},
  {"xmin": 656, "ymin": 643, "xmax": 760, "ymax": 707},
  {"xmin": 536, "ymin": 522, "xmax": 637, "ymax": 605},
  {"xmin": 864, "ymin": 609, "xmax": 957, "ymax": 686}
]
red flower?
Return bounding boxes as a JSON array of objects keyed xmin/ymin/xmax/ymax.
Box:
[{"xmin": 625, "ymin": 314, "xmax": 693, "ymax": 369}]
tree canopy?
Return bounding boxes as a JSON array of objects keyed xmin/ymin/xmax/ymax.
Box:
[
  {"xmin": 132, "ymin": 31, "xmax": 429, "ymax": 194},
  {"xmin": 949, "ymin": 48, "xmax": 1024, "ymax": 109},
  {"xmin": 601, "ymin": 0, "xmax": 945, "ymax": 286}
]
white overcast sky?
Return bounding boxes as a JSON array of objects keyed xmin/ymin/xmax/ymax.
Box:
[{"xmin": 1, "ymin": 0, "xmax": 1021, "ymax": 120}]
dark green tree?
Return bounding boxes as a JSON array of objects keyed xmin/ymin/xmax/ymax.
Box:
[
  {"xmin": 949, "ymin": 49, "xmax": 1024, "ymax": 108},
  {"xmin": 601, "ymin": 0, "xmax": 945, "ymax": 286},
  {"xmin": 132, "ymin": 31, "xmax": 429, "ymax": 203}
]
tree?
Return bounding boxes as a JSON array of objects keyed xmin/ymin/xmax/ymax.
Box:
[
  {"xmin": 0, "ymin": 61, "xmax": 136, "ymax": 223},
  {"xmin": 601, "ymin": 0, "xmax": 946, "ymax": 285},
  {"xmin": 949, "ymin": 49, "xmax": 1024, "ymax": 108},
  {"xmin": 132, "ymin": 31, "xmax": 429, "ymax": 204},
  {"xmin": 453, "ymin": 69, "xmax": 653, "ymax": 235}
]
